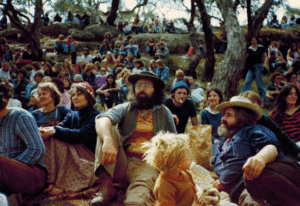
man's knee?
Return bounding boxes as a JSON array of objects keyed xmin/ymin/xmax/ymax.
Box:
[{"xmin": 239, "ymin": 189, "xmax": 268, "ymax": 206}]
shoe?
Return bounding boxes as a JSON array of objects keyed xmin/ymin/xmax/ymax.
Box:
[{"xmin": 90, "ymin": 171, "xmax": 116, "ymax": 206}]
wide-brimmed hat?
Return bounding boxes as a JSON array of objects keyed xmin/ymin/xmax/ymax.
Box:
[
  {"xmin": 216, "ymin": 96, "xmax": 263, "ymax": 120},
  {"xmin": 128, "ymin": 71, "xmax": 165, "ymax": 89}
]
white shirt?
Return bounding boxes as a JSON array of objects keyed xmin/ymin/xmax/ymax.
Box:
[
  {"xmin": 7, "ymin": 98, "xmax": 22, "ymax": 108},
  {"xmin": 0, "ymin": 69, "xmax": 11, "ymax": 81},
  {"xmin": 77, "ymin": 54, "xmax": 93, "ymax": 64}
]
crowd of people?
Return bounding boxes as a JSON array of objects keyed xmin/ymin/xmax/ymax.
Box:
[
  {"xmin": 1, "ymin": 17, "xmax": 300, "ymax": 205},
  {"xmin": 38, "ymin": 10, "xmax": 180, "ymax": 35}
]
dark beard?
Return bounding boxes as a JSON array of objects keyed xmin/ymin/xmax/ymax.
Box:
[{"xmin": 135, "ymin": 92, "xmax": 155, "ymax": 110}]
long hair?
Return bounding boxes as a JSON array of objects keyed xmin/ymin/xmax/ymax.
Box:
[
  {"xmin": 272, "ymin": 83, "xmax": 300, "ymax": 126},
  {"xmin": 129, "ymin": 81, "xmax": 165, "ymax": 105},
  {"xmin": 207, "ymin": 87, "xmax": 224, "ymax": 103},
  {"xmin": 103, "ymin": 73, "xmax": 116, "ymax": 89}
]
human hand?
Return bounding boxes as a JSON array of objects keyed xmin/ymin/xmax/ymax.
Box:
[
  {"xmin": 212, "ymin": 179, "xmax": 225, "ymax": 191},
  {"xmin": 4, "ymin": 78, "xmax": 9, "ymax": 84},
  {"xmin": 39, "ymin": 127, "xmax": 55, "ymax": 140},
  {"xmin": 172, "ymin": 114, "xmax": 179, "ymax": 125},
  {"xmin": 103, "ymin": 90, "xmax": 109, "ymax": 97},
  {"xmin": 242, "ymin": 156, "xmax": 266, "ymax": 180},
  {"xmin": 195, "ymin": 185, "xmax": 204, "ymax": 204},
  {"xmin": 102, "ymin": 139, "xmax": 117, "ymax": 165}
]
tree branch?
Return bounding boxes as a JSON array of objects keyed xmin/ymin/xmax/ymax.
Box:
[
  {"xmin": 233, "ymin": 0, "xmax": 240, "ymax": 11},
  {"xmin": 119, "ymin": 0, "xmax": 148, "ymax": 14}
]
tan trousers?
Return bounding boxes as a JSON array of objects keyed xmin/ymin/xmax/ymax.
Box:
[{"xmin": 95, "ymin": 126, "xmax": 159, "ymax": 206}]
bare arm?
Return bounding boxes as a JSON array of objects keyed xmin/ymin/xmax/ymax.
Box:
[
  {"xmin": 96, "ymin": 117, "xmax": 117, "ymax": 164},
  {"xmin": 191, "ymin": 116, "xmax": 199, "ymax": 126},
  {"xmin": 263, "ymin": 52, "xmax": 268, "ymax": 67},
  {"xmin": 243, "ymin": 144, "xmax": 278, "ymax": 180}
]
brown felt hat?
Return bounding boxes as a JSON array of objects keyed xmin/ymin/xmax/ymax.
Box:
[{"xmin": 128, "ymin": 71, "xmax": 165, "ymax": 89}]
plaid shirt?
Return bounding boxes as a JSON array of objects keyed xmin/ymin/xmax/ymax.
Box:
[{"xmin": 0, "ymin": 107, "xmax": 46, "ymax": 169}]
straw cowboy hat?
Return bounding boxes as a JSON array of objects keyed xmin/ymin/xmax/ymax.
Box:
[{"xmin": 216, "ymin": 96, "xmax": 263, "ymax": 120}]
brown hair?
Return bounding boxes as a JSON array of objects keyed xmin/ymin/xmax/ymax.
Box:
[
  {"xmin": 70, "ymin": 84, "xmax": 96, "ymax": 106},
  {"xmin": 239, "ymin": 91, "xmax": 262, "ymax": 106}
]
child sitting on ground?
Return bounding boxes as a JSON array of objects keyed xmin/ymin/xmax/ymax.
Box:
[{"xmin": 142, "ymin": 132, "xmax": 204, "ymax": 206}]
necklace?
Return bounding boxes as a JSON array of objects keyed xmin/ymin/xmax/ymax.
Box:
[{"xmin": 140, "ymin": 109, "xmax": 150, "ymax": 119}]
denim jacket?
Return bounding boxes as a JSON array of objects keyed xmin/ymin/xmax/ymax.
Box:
[{"xmin": 212, "ymin": 125, "xmax": 283, "ymax": 203}]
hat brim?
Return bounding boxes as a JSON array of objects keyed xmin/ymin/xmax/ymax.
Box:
[
  {"xmin": 128, "ymin": 73, "xmax": 165, "ymax": 89},
  {"xmin": 217, "ymin": 101, "xmax": 263, "ymax": 120}
]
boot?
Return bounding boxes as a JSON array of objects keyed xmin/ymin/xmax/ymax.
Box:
[{"xmin": 90, "ymin": 167, "xmax": 117, "ymax": 206}]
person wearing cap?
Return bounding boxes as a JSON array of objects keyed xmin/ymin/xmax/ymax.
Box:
[
  {"xmin": 0, "ymin": 85, "xmax": 47, "ymax": 199},
  {"xmin": 91, "ymin": 71, "xmax": 176, "ymax": 205},
  {"xmin": 73, "ymin": 74, "xmax": 84, "ymax": 83},
  {"xmin": 212, "ymin": 95, "xmax": 300, "ymax": 206},
  {"xmin": 37, "ymin": 82, "xmax": 101, "ymax": 195},
  {"xmin": 164, "ymin": 81, "xmax": 198, "ymax": 133},
  {"xmin": 78, "ymin": 48, "xmax": 93, "ymax": 64},
  {"xmin": 155, "ymin": 42, "xmax": 170, "ymax": 60}
]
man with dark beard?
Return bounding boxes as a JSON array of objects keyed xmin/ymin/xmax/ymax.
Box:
[
  {"xmin": 91, "ymin": 71, "xmax": 176, "ymax": 206},
  {"xmin": 212, "ymin": 96, "xmax": 300, "ymax": 206},
  {"xmin": 0, "ymin": 85, "xmax": 47, "ymax": 202}
]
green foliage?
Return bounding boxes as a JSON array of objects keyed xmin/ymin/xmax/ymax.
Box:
[{"xmin": 286, "ymin": 4, "xmax": 300, "ymax": 16}]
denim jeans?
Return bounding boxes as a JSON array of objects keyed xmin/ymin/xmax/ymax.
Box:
[{"xmin": 241, "ymin": 63, "xmax": 266, "ymax": 100}]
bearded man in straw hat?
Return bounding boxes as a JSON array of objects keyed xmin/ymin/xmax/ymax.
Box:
[
  {"xmin": 212, "ymin": 96, "xmax": 300, "ymax": 206},
  {"xmin": 91, "ymin": 71, "xmax": 176, "ymax": 206}
]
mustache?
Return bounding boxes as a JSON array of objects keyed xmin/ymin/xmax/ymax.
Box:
[{"xmin": 137, "ymin": 92, "xmax": 149, "ymax": 98}]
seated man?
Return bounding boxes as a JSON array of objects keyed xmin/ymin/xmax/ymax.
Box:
[
  {"xmin": 91, "ymin": 71, "xmax": 176, "ymax": 205},
  {"xmin": 0, "ymin": 85, "xmax": 46, "ymax": 200},
  {"xmin": 54, "ymin": 34, "xmax": 68, "ymax": 54},
  {"xmin": 164, "ymin": 81, "xmax": 198, "ymax": 133},
  {"xmin": 155, "ymin": 42, "xmax": 170, "ymax": 60},
  {"xmin": 212, "ymin": 95, "xmax": 300, "ymax": 206}
]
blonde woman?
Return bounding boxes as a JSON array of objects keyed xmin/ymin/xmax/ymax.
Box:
[{"xmin": 34, "ymin": 83, "xmax": 100, "ymax": 196}]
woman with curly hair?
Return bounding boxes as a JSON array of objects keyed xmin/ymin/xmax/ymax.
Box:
[{"xmin": 270, "ymin": 83, "xmax": 300, "ymax": 143}]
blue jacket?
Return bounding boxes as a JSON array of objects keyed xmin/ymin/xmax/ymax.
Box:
[
  {"xmin": 54, "ymin": 105, "xmax": 101, "ymax": 153},
  {"xmin": 155, "ymin": 66, "xmax": 169, "ymax": 82}
]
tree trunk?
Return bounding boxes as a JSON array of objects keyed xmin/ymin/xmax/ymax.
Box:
[
  {"xmin": 4, "ymin": 0, "xmax": 43, "ymax": 60},
  {"xmin": 195, "ymin": 0, "xmax": 215, "ymax": 82},
  {"xmin": 107, "ymin": 0, "xmax": 120, "ymax": 26},
  {"xmin": 212, "ymin": 0, "xmax": 246, "ymax": 100},
  {"xmin": 246, "ymin": 0, "xmax": 273, "ymax": 44},
  {"xmin": 183, "ymin": 0, "xmax": 202, "ymax": 79}
]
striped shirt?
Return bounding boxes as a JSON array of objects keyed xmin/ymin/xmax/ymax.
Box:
[
  {"xmin": 0, "ymin": 107, "xmax": 46, "ymax": 169},
  {"xmin": 272, "ymin": 108, "xmax": 300, "ymax": 142}
]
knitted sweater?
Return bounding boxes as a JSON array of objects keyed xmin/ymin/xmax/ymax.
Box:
[
  {"xmin": 54, "ymin": 105, "xmax": 101, "ymax": 153},
  {"xmin": 153, "ymin": 171, "xmax": 196, "ymax": 206}
]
